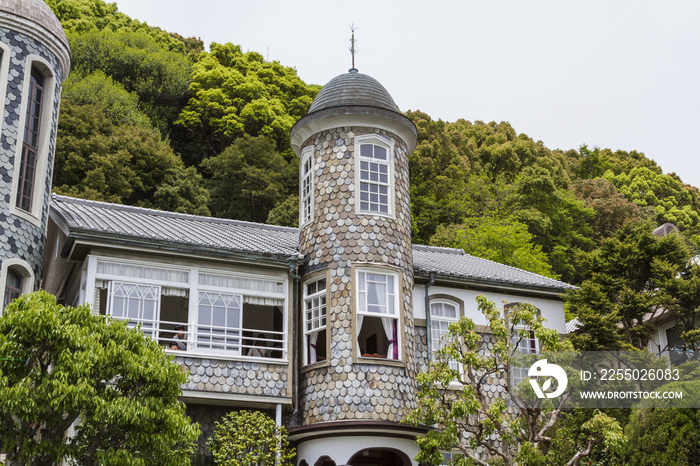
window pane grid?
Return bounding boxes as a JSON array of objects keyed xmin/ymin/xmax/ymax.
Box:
[
  {"xmin": 430, "ymin": 301, "xmax": 459, "ymax": 371},
  {"xmin": 359, "ymin": 143, "xmax": 390, "ymax": 214},
  {"xmin": 357, "ymin": 271, "xmax": 396, "ymax": 316},
  {"xmin": 109, "ymin": 282, "xmax": 161, "ymax": 338},
  {"xmin": 301, "ymin": 155, "xmax": 313, "ymax": 223},
  {"xmin": 304, "ymin": 279, "xmax": 326, "ymax": 334},
  {"xmin": 197, "ymin": 291, "xmax": 242, "ymax": 352},
  {"xmin": 16, "ymin": 68, "xmax": 44, "ymax": 212}
]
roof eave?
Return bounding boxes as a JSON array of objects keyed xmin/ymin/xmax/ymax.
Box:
[
  {"xmin": 63, "ymin": 229, "xmax": 296, "ymax": 267},
  {"xmin": 414, "ymin": 270, "xmax": 573, "ymax": 298}
]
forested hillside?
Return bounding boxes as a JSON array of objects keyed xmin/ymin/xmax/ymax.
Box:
[{"xmin": 46, "ymin": 0, "xmax": 700, "ymax": 286}]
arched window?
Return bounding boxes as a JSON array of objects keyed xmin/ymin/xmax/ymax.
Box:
[
  {"xmin": 3, "ymin": 268, "xmax": 22, "ymax": 307},
  {"xmin": 430, "ymin": 299, "xmax": 460, "ymax": 371},
  {"xmin": 16, "ymin": 67, "xmax": 45, "ymax": 212},
  {"xmin": 300, "ymin": 146, "xmax": 314, "ymax": 225},
  {"xmin": 355, "ymin": 135, "xmax": 394, "ymax": 217}
]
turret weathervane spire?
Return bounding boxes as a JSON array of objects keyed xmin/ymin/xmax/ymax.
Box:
[{"xmin": 349, "ymin": 24, "xmax": 358, "ymax": 73}]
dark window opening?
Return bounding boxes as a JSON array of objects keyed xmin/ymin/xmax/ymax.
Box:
[
  {"xmin": 16, "ymin": 67, "xmax": 45, "ymax": 212},
  {"xmin": 358, "ymin": 316, "xmax": 392, "ymax": 358},
  {"xmin": 3, "ymin": 268, "xmax": 22, "ymax": 307}
]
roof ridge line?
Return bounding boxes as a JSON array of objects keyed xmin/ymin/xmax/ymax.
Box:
[
  {"xmin": 50, "ymin": 194, "xmax": 299, "ymax": 233},
  {"xmin": 412, "ymin": 244, "xmax": 465, "ymax": 255}
]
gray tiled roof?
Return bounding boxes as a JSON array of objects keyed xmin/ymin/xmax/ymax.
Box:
[
  {"xmin": 308, "ymin": 71, "xmax": 398, "ymax": 113},
  {"xmin": 51, "ymin": 195, "xmax": 572, "ymax": 292},
  {"xmin": 0, "ymin": 0, "xmax": 69, "ymax": 50},
  {"xmin": 50, "ymin": 194, "xmax": 299, "ymax": 258},
  {"xmin": 412, "ymin": 244, "xmax": 574, "ymax": 292}
]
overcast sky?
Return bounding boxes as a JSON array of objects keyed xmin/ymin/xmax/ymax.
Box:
[{"xmin": 114, "ymin": 0, "xmax": 700, "ymax": 189}]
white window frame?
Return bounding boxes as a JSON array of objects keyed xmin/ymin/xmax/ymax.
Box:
[
  {"xmin": 430, "ymin": 299, "xmax": 460, "ymax": 372},
  {"xmin": 0, "ymin": 258, "xmax": 34, "ymax": 312},
  {"xmin": 197, "ymin": 291, "xmax": 243, "ymax": 355},
  {"xmin": 355, "ymin": 135, "xmax": 394, "ymax": 217},
  {"xmin": 9, "ymin": 57, "xmax": 56, "ymax": 226},
  {"xmin": 86, "ymin": 256, "xmax": 289, "ymax": 361},
  {"xmin": 356, "ymin": 267, "xmax": 401, "ymax": 360},
  {"xmin": 303, "ymin": 276, "xmax": 327, "ymax": 365},
  {"xmin": 300, "ymin": 146, "xmax": 314, "ymax": 226},
  {"xmin": 507, "ymin": 303, "xmax": 540, "ymax": 387},
  {"xmin": 107, "ymin": 281, "xmax": 161, "ymax": 339}
]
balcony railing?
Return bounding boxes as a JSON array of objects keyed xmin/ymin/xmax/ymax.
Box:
[{"xmin": 110, "ymin": 315, "xmax": 287, "ymax": 360}]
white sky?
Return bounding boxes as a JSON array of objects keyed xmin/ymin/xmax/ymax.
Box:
[{"xmin": 114, "ymin": 0, "xmax": 700, "ymax": 189}]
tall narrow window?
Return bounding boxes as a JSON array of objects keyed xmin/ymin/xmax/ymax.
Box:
[
  {"xmin": 300, "ymin": 148, "xmax": 313, "ymax": 225},
  {"xmin": 507, "ymin": 303, "xmax": 539, "ymax": 386},
  {"xmin": 358, "ymin": 143, "xmax": 390, "ymax": 214},
  {"xmin": 16, "ymin": 68, "xmax": 44, "ymax": 212},
  {"xmin": 3, "ymin": 268, "xmax": 22, "ymax": 308},
  {"xmin": 430, "ymin": 300, "xmax": 460, "ymax": 371},
  {"xmin": 356, "ymin": 270, "xmax": 400, "ymax": 360},
  {"xmin": 304, "ymin": 278, "xmax": 327, "ymax": 364}
]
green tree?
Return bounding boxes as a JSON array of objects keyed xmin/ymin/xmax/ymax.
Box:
[
  {"xmin": 207, "ymin": 410, "xmax": 295, "ymax": 466},
  {"xmin": 46, "ymin": 0, "xmax": 189, "ymax": 52},
  {"xmin": 655, "ymin": 261, "xmax": 700, "ymax": 357},
  {"xmin": 0, "ymin": 291, "xmax": 200, "ymax": 465},
  {"xmin": 429, "ymin": 216, "xmax": 557, "ymax": 278},
  {"xmin": 175, "ymin": 42, "xmax": 319, "ymax": 161},
  {"xmin": 510, "ymin": 166, "xmax": 595, "ymax": 282},
  {"xmin": 61, "ymin": 70, "xmax": 152, "ymax": 128},
  {"xmin": 266, "ymin": 195, "xmax": 300, "ymax": 227},
  {"xmin": 201, "ymin": 134, "xmax": 294, "ymax": 222},
  {"xmin": 624, "ymin": 379, "xmax": 700, "ymax": 466},
  {"xmin": 68, "ymin": 29, "xmax": 192, "ymax": 133},
  {"xmin": 404, "ymin": 296, "xmax": 625, "ymax": 466},
  {"xmin": 572, "ymin": 178, "xmax": 652, "ymax": 241},
  {"xmin": 567, "ymin": 223, "xmax": 691, "ymax": 350},
  {"xmin": 53, "ymin": 101, "xmax": 210, "ymax": 215},
  {"xmin": 604, "ymin": 167, "xmax": 700, "ymax": 231}
]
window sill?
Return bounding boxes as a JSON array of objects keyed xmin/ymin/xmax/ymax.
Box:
[
  {"xmin": 9, "ymin": 205, "xmax": 41, "ymax": 227},
  {"xmin": 356, "ymin": 356, "xmax": 405, "ymax": 368}
]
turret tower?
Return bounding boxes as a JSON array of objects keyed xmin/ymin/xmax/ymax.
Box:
[
  {"xmin": 290, "ymin": 69, "xmax": 423, "ymax": 464},
  {"xmin": 0, "ymin": 0, "xmax": 70, "ymax": 307}
]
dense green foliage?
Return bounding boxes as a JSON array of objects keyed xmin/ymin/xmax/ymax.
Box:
[
  {"xmin": 0, "ymin": 291, "xmax": 200, "ymax": 465},
  {"xmin": 207, "ymin": 410, "xmax": 295, "ymax": 466},
  {"xmin": 624, "ymin": 379, "xmax": 700, "ymax": 465},
  {"xmin": 567, "ymin": 222, "xmax": 694, "ymax": 350},
  {"xmin": 175, "ymin": 42, "xmax": 319, "ymax": 159},
  {"xmin": 54, "ymin": 100, "xmax": 210, "ymax": 214},
  {"xmin": 201, "ymin": 134, "xmax": 296, "ymax": 223}
]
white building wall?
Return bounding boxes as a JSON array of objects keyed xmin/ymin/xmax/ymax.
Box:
[
  {"xmin": 297, "ymin": 435, "xmax": 420, "ymax": 466},
  {"xmin": 413, "ymin": 285, "xmax": 567, "ymax": 334}
]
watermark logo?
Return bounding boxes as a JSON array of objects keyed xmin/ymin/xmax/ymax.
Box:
[{"xmin": 528, "ymin": 359, "xmax": 568, "ymax": 398}]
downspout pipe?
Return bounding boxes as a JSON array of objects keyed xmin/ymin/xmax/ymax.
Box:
[
  {"xmin": 425, "ymin": 272, "xmax": 437, "ymax": 363},
  {"xmin": 287, "ymin": 254, "xmax": 303, "ymax": 428}
]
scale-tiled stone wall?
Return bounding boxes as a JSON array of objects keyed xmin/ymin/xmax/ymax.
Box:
[
  {"xmin": 298, "ymin": 126, "xmax": 416, "ymax": 425},
  {"xmin": 0, "ymin": 27, "xmax": 64, "ymax": 281},
  {"xmin": 175, "ymin": 356, "xmax": 288, "ymax": 398}
]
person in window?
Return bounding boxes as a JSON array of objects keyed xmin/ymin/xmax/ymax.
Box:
[
  {"xmin": 247, "ymin": 333, "xmax": 271, "ymax": 358},
  {"xmin": 170, "ymin": 325, "xmax": 187, "ymax": 351}
]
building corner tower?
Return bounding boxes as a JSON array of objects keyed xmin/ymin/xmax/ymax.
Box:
[
  {"xmin": 290, "ymin": 69, "xmax": 427, "ymax": 465},
  {"xmin": 0, "ymin": 0, "xmax": 70, "ymax": 307}
]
